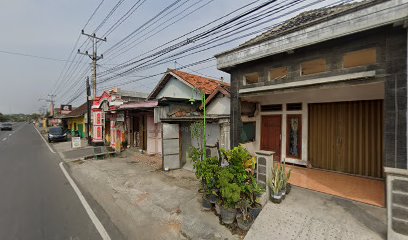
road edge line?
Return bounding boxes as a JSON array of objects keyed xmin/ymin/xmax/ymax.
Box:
[
  {"xmin": 33, "ymin": 126, "xmax": 56, "ymax": 153},
  {"xmin": 59, "ymin": 162, "xmax": 111, "ymax": 240}
]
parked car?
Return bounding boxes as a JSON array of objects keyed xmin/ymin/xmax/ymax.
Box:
[
  {"xmin": 48, "ymin": 127, "xmax": 67, "ymax": 143},
  {"xmin": 0, "ymin": 123, "xmax": 13, "ymax": 131}
]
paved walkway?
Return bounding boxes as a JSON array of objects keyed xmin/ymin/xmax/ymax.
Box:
[{"xmin": 245, "ymin": 187, "xmax": 386, "ymax": 240}]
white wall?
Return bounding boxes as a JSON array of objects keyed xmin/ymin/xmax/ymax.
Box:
[
  {"xmin": 207, "ymin": 93, "xmax": 230, "ymax": 115},
  {"xmin": 242, "ymin": 81, "xmax": 384, "ymax": 165},
  {"xmin": 146, "ymin": 115, "xmax": 162, "ymax": 155},
  {"xmin": 156, "ymin": 77, "xmax": 201, "ymax": 100}
]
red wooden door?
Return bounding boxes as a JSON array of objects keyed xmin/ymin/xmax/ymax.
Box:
[{"xmin": 261, "ymin": 115, "xmax": 282, "ymax": 162}]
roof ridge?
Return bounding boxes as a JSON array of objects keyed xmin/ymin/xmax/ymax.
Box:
[{"xmin": 239, "ymin": 0, "xmax": 378, "ymax": 49}]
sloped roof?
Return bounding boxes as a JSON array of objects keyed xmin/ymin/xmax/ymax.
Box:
[
  {"xmin": 148, "ymin": 69, "xmax": 230, "ymax": 99},
  {"xmin": 170, "ymin": 69, "xmax": 229, "ymax": 94},
  {"xmin": 63, "ymin": 102, "xmax": 88, "ymax": 118},
  {"xmin": 225, "ymin": 0, "xmax": 379, "ymax": 53},
  {"xmin": 200, "ymin": 84, "xmax": 231, "ymax": 110}
]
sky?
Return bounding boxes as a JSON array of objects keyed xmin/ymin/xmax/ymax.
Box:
[{"xmin": 0, "ymin": 0, "xmax": 345, "ymax": 114}]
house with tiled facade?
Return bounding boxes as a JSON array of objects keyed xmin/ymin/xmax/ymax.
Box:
[{"xmin": 215, "ymin": 0, "xmax": 408, "ymax": 238}]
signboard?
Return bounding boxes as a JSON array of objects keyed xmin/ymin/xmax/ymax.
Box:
[
  {"xmin": 71, "ymin": 137, "xmax": 81, "ymax": 148},
  {"xmin": 61, "ymin": 105, "xmax": 72, "ymax": 114}
]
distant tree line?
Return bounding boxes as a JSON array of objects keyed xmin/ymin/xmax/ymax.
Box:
[{"xmin": 0, "ymin": 113, "xmax": 41, "ymax": 122}]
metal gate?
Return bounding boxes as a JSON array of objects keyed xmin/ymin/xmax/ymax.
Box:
[
  {"xmin": 162, "ymin": 123, "xmax": 180, "ymax": 170},
  {"xmin": 308, "ymin": 100, "xmax": 383, "ymax": 178}
]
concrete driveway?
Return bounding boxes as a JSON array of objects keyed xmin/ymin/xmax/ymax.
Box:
[
  {"xmin": 66, "ymin": 157, "xmax": 239, "ymax": 240},
  {"xmin": 245, "ymin": 186, "xmax": 386, "ymax": 240}
]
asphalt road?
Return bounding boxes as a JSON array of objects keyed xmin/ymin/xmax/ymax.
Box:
[{"xmin": 0, "ymin": 123, "xmax": 104, "ymax": 240}]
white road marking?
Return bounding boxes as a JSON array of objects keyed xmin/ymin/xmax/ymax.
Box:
[
  {"xmin": 2, "ymin": 138, "xmax": 6, "ymax": 141},
  {"xmin": 59, "ymin": 162, "xmax": 111, "ymax": 240},
  {"xmin": 8, "ymin": 133, "xmax": 12, "ymax": 136},
  {"xmin": 33, "ymin": 126, "xmax": 56, "ymax": 153}
]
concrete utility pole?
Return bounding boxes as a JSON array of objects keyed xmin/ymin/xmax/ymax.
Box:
[
  {"xmin": 86, "ymin": 77, "xmax": 92, "ymax": 144},
  {"xmin": 39, "ymin": 94, "xmax": 56, "ymax": 116},
  {"xmin": 77, "ymin": 30, "xmax": 106, "ymax": 98}
]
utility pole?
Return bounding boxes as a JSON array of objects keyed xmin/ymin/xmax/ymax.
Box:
[
  {"xmin": 77, "ymin": 30, "xmax": 106, "ymax": 98},
  {"xmin": 86, "ymin": 77, "xmax": 92, "ymax": 145},
  {"xmin": 48, "ymin": 94, "xmax": 56, "ymax": 116},
  {"xmin": 39, "ymin": 94, "xmax": 56, "ymax": 116}
]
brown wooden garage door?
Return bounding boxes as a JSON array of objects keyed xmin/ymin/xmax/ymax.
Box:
[{"xmin": 308, "ymin": 100, "xmax": 383, "ymax": 178}]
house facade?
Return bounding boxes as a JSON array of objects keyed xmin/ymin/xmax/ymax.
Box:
[
  {"xmin": 148, "ymin": 69, "xmax": 230, "ymax": 170},
  {"xmin": 215, "ymin": 0, "xmax": 408, "ymax": 238},
  {"xmin": 92, "ymin": 88, "xmax": 148, "ymax": 151},
  {"xmin": 60, "ymin": 102, "xmax": 88, "ymax": 138},
  {"xmin": 118, "ymin": 100, "xmax": 162, "ymax": 155}
]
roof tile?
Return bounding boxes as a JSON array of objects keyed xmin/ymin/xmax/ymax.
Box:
[{"xmin": 170, "ymin": 69, "xmax": 230, "ymax": 95}]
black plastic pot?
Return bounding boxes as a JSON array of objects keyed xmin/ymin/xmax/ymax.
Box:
[
  {"xmin": 280, "ymin": 190, "xmax": 286, "ymax": 200},
  {"xmin": 220, "ymin": 206, "xmax": 236, "ymax": 224},
  {"xmin": 207, "ymin": 193, "xmax": 219, "ymax": 204},
  {"xmin": 269, "ymin": 191, "xmax": 282, "ymax": 204},
  {"xmin": 285, "ymin": 183, "xmax": 292, "ymax": 195},
  {"xmin": 202, "ymin": 197, "xmax": 212, "ymax": 211},
  {"xmin": 214, "ymin": 202, "xmax": 221, "ymax": 215},
  {"xmin": 236, "ymin": 214, "xmax": 254, "ymax": 231},
  {"xmin": 249, "ymin": 203, "xmax": 262, "ymax": 219}
]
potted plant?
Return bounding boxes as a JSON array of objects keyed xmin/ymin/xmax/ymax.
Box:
[
  {"xmin": 282, "ymin": 162, "xmax": 292, "ymax": 195},
  {"xmin": 248, "ymin": 196, "xmax": 263, "ymax": 220},
  {"xmin": 236, "ymin": 199, "xmax": 254, "ymax": 231},
  {"xmin": 218, "ymin": 168, "xmax": 240, "ymax": 224},
  {"xmin": 202, "ymin": 195, "xmax": 212, "ymax": 211},
  {"xmin": 268, "ymin": 163, "xmax": 284, "ymax": 204}
]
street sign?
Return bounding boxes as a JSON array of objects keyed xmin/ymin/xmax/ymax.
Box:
[{"xmin": 71, "ymin": 137, "xmax": 81, "ymax": 148}]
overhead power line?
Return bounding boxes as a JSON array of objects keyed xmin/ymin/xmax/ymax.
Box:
[
  {"xmin": 52, "ymin": 0, "xmax": 106, "ymax": 96},
  {"xmin": 0, "ymin": 49, "xmax": 80, "ymax": 63}
]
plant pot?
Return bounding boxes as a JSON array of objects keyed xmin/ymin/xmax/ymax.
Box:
[
  {"xmin": 202, "ymin": 197, "xmax": 212, "ymax": 211},
  {"xmin": 280, "ymin": 190, "xmax": 286, "ymax": 200},
  {"xmin": 249, "ymin": 203, "xmax": 262, "ymax": 219},
  {"xmin": 220, "ymin": 206, "xmax": 236, "ymax": 224},
  {"xmin": 236, "ymin": 214, "xmax": 254, "ymax": 231},
  {"xmin": 207, "ymin": 193, "xmax": 219, "ymax": 204},
  {"xmin": 269, "ymin": 192, "xmax": 282, "ymax": 204},
  {"xmin": 214, "ymin": 202, "xmax": 221, "ymax": 215},
  {"xmin": 285, "ymin": 183, "xmax": 292, "ymax": 195}
]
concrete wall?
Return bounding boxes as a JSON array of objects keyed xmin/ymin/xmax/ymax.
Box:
[
  {"xmin": 384, "ymin": 26, "xmax": 408, "ymax": 240},
  {"xmin": 156, "ymin": 77, "xmax": 201, "ymax": 100},
  {"xmin": 206, "ymin": 93, "xmax": 230, "ymax": 115},
  {"xmin": 146, "ymin": 115, "xmax": 162, "ymax": 155}
]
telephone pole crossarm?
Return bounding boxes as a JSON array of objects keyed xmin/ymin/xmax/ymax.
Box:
[{"xmin": 77, "ymin": 30, "xmax": 107, "ymax": 98}]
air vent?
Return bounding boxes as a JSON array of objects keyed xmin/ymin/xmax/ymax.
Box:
[
  {"xmin": 261, "ymin": 104, "xmax": 282, "ymax": 112},
  {"xmin": 287, "ymin": 103, "xmax": 302, "ymax": 111}
]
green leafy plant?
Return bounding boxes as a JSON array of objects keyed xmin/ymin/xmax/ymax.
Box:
[
  {"xmin": 190, "ymin": 121, "xmax": 204, "ymax": 149},
  {"xmin": 280, "ymin": 161, "xmax": 292, "ymax": 191},
  {"xmin": 217, "ymin": 168, "xmax": 241, "ymax": 208},
  {"xmin": 237, "ymin": 199, "xmax": 252, "ymax": 222}
]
